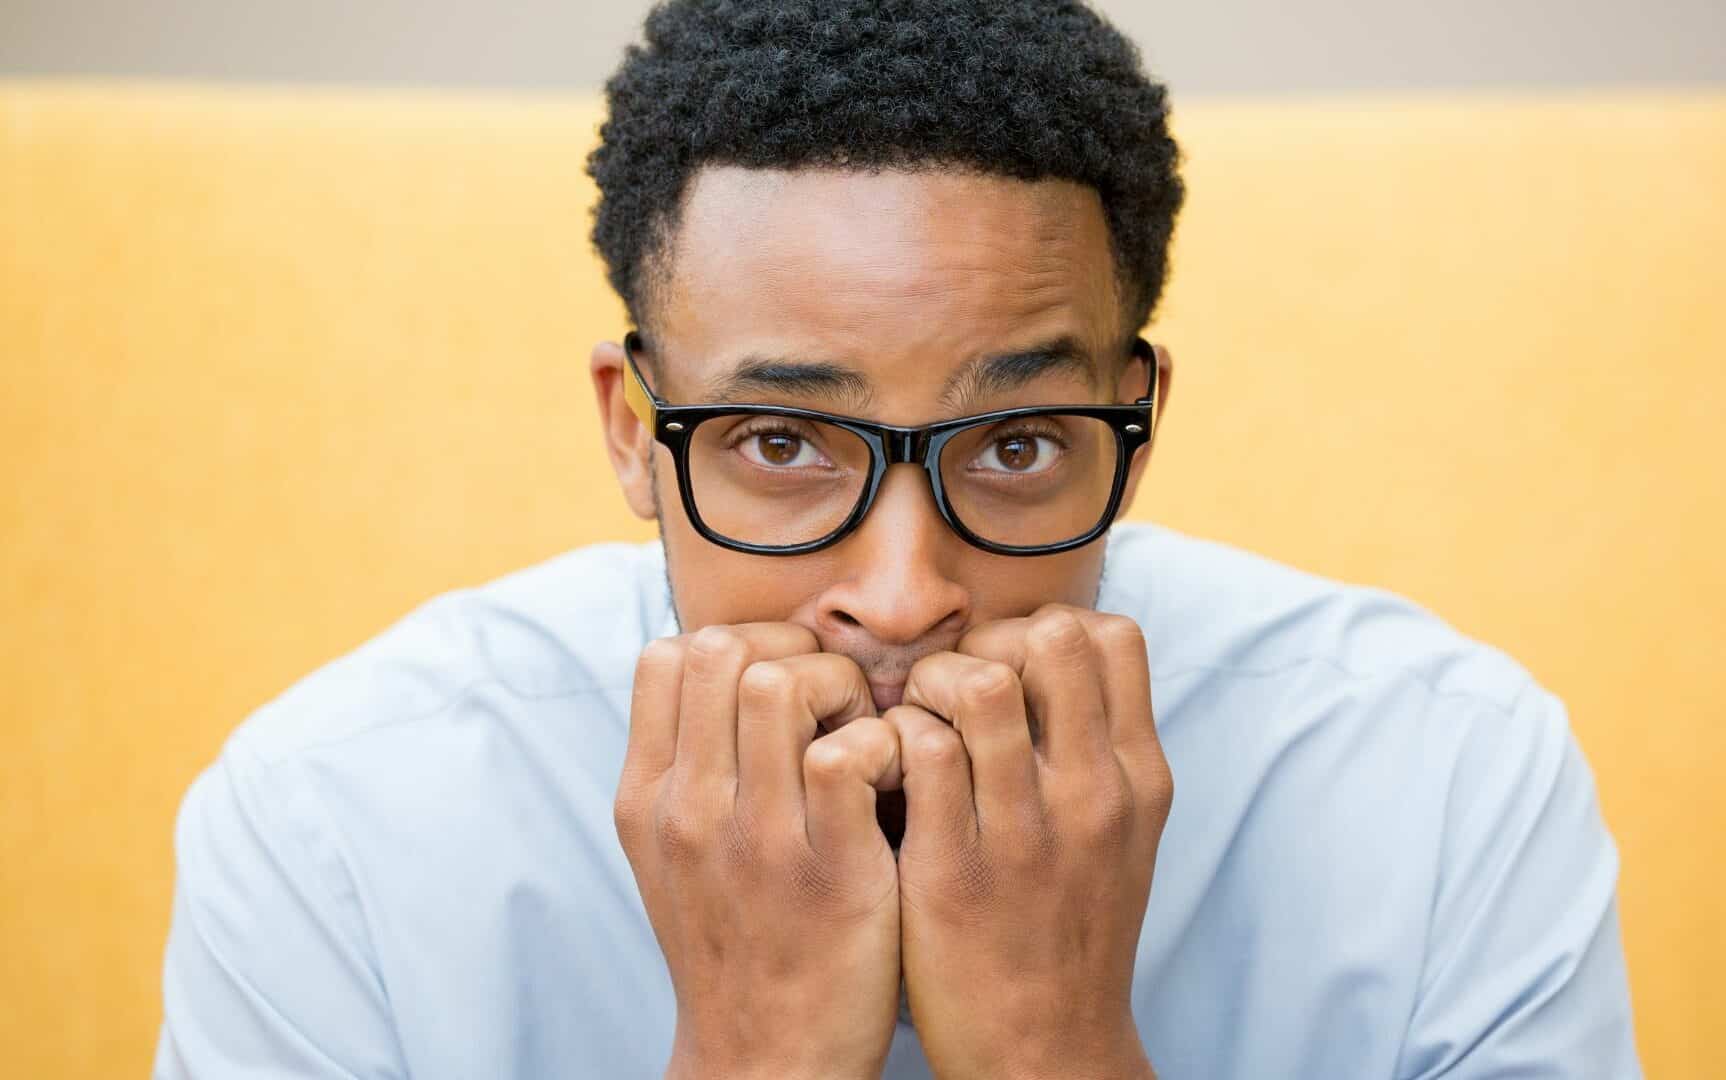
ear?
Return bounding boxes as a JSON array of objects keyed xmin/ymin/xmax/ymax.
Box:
[
  {"xmin": 1116, "ymin": 342, "xmax": 1173, "ymax": 512},
  {"xmin": 589, "ymin": 339, "xmax": 660, "ymax": 521}
]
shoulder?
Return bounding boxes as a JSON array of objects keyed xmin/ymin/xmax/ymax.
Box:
[
  {"xmin": 168, "ymin": 540, "xmax": 669, "ymax": 940},
  {"xmin": 1109, "ymin": 525, "xmax": 1635, "ymax": 1073},
  {"xmin": 1106, "ymin": 521, "xmax": 1608, "ymax": 911},
  {"xmin": 1102, "ymin": 521, "xmax": 1536, "ymax": 711},
  {"xmin": 162, "ymin": 541, "xmax": 674, "ymax": 1075},
  {"xmin": 1105, "ymin": 517, "xmax": 1609, "ymax": 907},
  {"xmin": 1104, "ymin": 522, "xmax": 1586, "ymax": 884},
  {"xmin": 222, "ymin": 539, "xmax": 671, "ymax": 770}
]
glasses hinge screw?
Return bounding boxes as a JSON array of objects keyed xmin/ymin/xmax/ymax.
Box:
[
  {"xmin": 1125, "ymin": 424, "xmax": 1143, "ymax": 433},
  {"xmin": 664, "ymin": 422, "xmax": 685, "ymax": 432}
]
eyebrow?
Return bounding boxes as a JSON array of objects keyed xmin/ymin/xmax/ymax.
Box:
[
  {"xmin": 698, "ymin": 336, "xmax": 1097, "ymax": 415},
  {"xmin": 938, "ymin": 336, "xmax": 1096, "ymax": 413},
  {"xmin": 705, "ymin": 357, "xmax": 877, "ymax": 410}
]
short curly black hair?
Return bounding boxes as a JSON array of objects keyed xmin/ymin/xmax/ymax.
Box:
[{"xmin": 588, "ymin": 0, "xmax": 1184, "ymax": 340}]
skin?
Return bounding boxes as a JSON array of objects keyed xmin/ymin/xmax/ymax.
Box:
[{"xmin": 593, "ymin": 165, "xmax": 1176, "ymax": 1080}]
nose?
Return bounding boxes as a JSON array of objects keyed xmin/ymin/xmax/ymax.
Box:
[{"xmin": 815, "ymin": 463, "xmax": 969, "ymax": 649}]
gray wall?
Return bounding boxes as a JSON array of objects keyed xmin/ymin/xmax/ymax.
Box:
[{"xmin": 2, "ymin": 0, "xmax": 1722, "ymax": 97}]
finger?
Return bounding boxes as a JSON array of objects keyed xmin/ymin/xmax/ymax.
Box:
[
  {"xmin": 623, "ymin": 636, "xmax": 685, "ymax": 783},
  {"xmin": 961, "ymin": 606, "xmax": 1111, "ymax": 773},
  {"xmin": 803, "ymin": 716, "xmax": 902, "ymax": 861},
  {"xmin": 1088, "ymin": 613, "xmax": 1160, "ymax": 760},
  {"xmin": 883, "ymin": 705, "xmax": 978, "ymax": 849},
  {"xmin": 1087, "ymin": 615, "xmax": 1174, "ymax": 824},
  {"xmin": 737, "ymin": 652, "xmax": 876, "ymax": 819},
  {"xmin": 902, "ymin": 652, "xmax": 1038, "ymax": 829},
  {"xmin": 674, "ymin": 622, "xmax": 819, "ymax": 789}
]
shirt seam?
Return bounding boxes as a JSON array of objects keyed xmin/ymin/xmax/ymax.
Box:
[
  {"xmin": 246, "ymin": 677, "xmax": 638, "ymax": 768},
  {"xmin": 1155, "ymin": 654, "xmax": 1530, "ymax": 718}
]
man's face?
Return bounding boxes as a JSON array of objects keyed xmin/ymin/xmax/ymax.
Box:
[{"xmin": 594, "ymin": 166, "xmax": 1171, "ymax": 713}]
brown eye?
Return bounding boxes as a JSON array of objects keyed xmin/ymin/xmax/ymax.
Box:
[
  {"xmin": 734, "ymin": 426, "xmax": 830, "ymax": 469},
  {"xmin": 971, "ymin": 431, "xmax": 1061, "ymax": 475},
  {"xmin": 995, "ymin": 436, "xmax": 1039, "ymax": 471},
  {"xmin": 758, "ymin": 434, "xmax": 802, "ymax": 465}
]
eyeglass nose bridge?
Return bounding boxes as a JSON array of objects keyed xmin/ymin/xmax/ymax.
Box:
[{"xmin": 881, "ymin": 426, "xmax": 934, "ymax": 466}]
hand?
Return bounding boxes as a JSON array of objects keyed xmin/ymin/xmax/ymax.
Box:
[
  {"xmin": 886, "ymin": 604, "xmax": 1172, "ymax": 1080},
  {"xmin": 615, "ymin": 623, "xmax": 905, "ymax": 1080}
]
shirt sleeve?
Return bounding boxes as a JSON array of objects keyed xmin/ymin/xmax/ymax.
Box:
[
  {"xmin": 154, "ymin": 746, "xmax": 407, "ymax": 1079},
  {"xmin": 1395, "ymin": 683, "xmax": 1642, "ymax": 1079}
]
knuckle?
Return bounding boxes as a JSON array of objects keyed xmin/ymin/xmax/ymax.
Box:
[
  {"xmin": 737, "ymin": 659, "xmax": 796, "ymax": 705},
  {"xmin": 953, "ymin": 625, "xmax": 986, "ymax": 657},
  {"xmin": 612, "ymin": 792, "xmax": 645, "ymax": 846},
  {"xmin": 1030, "ymin": 601, "xmax": 1084, "ymax": 622},
  {"xmin": 803, "ymin": 737, "xmax": 853, "ymax": 782},
  {"xmin": 960, "ymin": 661, "xmax": 1021, "ymax": 705},
  {"xmin": 957, "ymin": 617, "xmax": 1014, "ymax": 657},
  {"xmin": 1144, "ymin": 758, "xmax": 1175, "ymax": 821},
  {"xmin": 1077, "ymin": 783, "xmax": 1136, "ymax": 848},
  {"xmin": 653, "ymin": 810, "xmax": 706, "ymax": 861},
  {"xmin": 847, "ymin": 714, "xmax": 894, "ymax": 750},
  {"xmin": 880, "ymin": 704, "xmax": 922, "ymax": 739},
  {"xmin": 1028, "ymin": 608, "xmax": 1091, "ymax": 657},
  {"xmin": 634, "ymin": 636, "xmax": 685, "ymax": 680},
  {"xmin": 909, "ymin": 726, "xmax": 966, "ymax": 768},
  {"xmin": 905, "ymin": 651, "xmax": 941, "ymax": 685},
  {"xmin": 881, "ymin": 703, "xmax": 926, "ymax": 728},
  {"xmin": 686, "ymin": 625, "xmax": 747, "ymax": 668},
  {"xmin": 780, "ymin": 622, "xmax": 821, "ymax": 655},
  {"xmin": 1095, "ymin": 614, "xmax": 1147, "ymax": 656}
]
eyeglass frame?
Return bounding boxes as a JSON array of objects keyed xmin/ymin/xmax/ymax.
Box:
[{"xmin": 621, "ymin": 331, "xmax": 1159, "ymax": 557}]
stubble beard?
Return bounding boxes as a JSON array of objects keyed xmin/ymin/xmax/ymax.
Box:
[{"xmin": 648, "ymin": 468, "xmax": 1114, "ymax": 851}]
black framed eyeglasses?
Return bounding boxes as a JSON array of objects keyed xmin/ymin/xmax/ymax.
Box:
[{"xmin": 622, "ymin": 333, "xmax": 1158, "ymax": 557}]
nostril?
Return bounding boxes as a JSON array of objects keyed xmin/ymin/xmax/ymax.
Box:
[{"xmin": 831, "ymin": 610, "xmax": 861, "ymax": 628}]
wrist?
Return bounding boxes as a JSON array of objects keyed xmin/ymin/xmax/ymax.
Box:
[
  {"xmin": 968, "ymin": 1017, "xmax": 1153, "ymax": 1080},
  {"xmin": 666, "ymin": 1027, "xmax": 884, "ymax": 1080},
  {"xmin": 667, "ymin": 1051, "xmax": 877, "ymax": 1080},
  {"xmin": 993, "ymin": 1049, "xmax": 1155, "ymax": 1080}
]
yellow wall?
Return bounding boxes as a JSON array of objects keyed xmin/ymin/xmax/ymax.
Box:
[{"xmin": 2, "ymin": 83, "xmax": 1721, "ymax": 1076}]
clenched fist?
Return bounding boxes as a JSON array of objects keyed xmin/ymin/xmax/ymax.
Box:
[
  {"xmin": 888, "ymin": 604, "xmax": 1173, "ymax": 1080},
  {"xmin": 614, "ymin": 622, "xmax": 905, "ymax": 1080}
]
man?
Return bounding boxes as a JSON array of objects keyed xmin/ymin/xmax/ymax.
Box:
[{"xmin": 155, "ymin": 1, "xmax": 1640, "ymax": 1077}]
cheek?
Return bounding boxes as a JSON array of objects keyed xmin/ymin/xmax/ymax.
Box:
[
  {"xmin": 964, "ymin": 544, "xmax": 1106, "ymax": 619},
  {"xmin": 670, "ymin": 561, "xmax": 831, "ymax": 630},
  {"xmin": 661, "ymin": 522, "xmax": 830, "ymax": 631}
]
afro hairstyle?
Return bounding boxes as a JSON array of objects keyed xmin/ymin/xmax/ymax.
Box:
[{"xmin": 588, "ymin": 0, "xmax": 1185, "ymax": 340}]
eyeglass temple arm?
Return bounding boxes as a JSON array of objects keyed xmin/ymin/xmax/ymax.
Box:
[
  {"xmin": 622, "ymin": 332, "xmax": 659, "ymax": 430},
  {"xmin": 1133, "ymin": 338, "xmax": 1159, "ymax": 419}
]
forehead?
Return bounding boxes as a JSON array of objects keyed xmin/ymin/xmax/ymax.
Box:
[{"xmin": 652, "ymin": 165, "xmax": 1121, "ymax": 416}]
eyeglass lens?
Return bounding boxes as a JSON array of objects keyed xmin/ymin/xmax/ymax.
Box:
[{"xmin": 682, "ymin": 412, "xmax": 1120, "ymax": 549}]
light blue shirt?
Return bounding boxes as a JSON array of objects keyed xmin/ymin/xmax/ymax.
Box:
[{"xmin": 155, "ymin": 523, "xmax": 1640, "ymax": 1078}]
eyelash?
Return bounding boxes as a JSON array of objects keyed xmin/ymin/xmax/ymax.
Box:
[
  {"xmin": 721, "ymin": 419, "xmax": 1074, "ymax": 450},
  {"xmin": 987, "ymin": 421, "xmax": 1069, "ymax": 445},
  {"xmin": 723, "ymin": 418, "xmax": 822, "ymax": 446}
]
